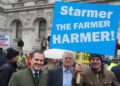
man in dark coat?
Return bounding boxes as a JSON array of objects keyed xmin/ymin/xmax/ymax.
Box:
[
  {"xmin": 48, "ymin": 51, "xmax": 75, "ymax": 86},
  {"xmin": 0, "ymin": 48, "xmax": 19, "ymax": 86},
  {"xmin": 8, "ymin": 50, "xmax": 47, "ymax": 86},
  {"xmin": 48, "ymin": 67, "xmax": 63, "ymax": 86}
]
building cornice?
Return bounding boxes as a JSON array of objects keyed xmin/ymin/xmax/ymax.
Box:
[
  {"xmin": 3, "ymin": 1, "xmax": 120, "ymax": 13},
  {"xmin": 4, "ymin": 3, "xmax": 54, "ymax": 13}
]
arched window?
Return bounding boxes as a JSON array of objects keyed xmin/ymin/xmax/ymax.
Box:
[
  {"xmin": 38, "ymin": 19, "xmax": 46, "ymax": 38},
  {"xmin": 15, "ymin": 20, "xmax": 22, "ymax": 39},
  {"xmin": 11, "ymin": 20, "xmax": 22, "ymax": 39},
  {"xmin": 33, "ymin": 17, "xmax": 47, "ymax": 40}
]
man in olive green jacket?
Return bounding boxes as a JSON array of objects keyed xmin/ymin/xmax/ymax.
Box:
[
  {"xmin": 75, "ymin": 54, "xmax": 120, "ymax": 86},
  {"xmin": 8, "ymin": 50, "xmax": 47, "ymax": 86}
]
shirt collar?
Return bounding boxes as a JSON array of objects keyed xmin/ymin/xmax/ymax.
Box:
[
  {"xmin": 31, "ymin": 69, "xmax": 39, "ymax": 74},
  {"xmin": 63, "ymin": 66, "xmax": 73, "ymax": 73}
]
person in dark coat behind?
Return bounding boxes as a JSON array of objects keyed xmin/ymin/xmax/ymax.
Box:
[
  {"xmin": 0, "ymin": 48, "xmax": 6, "ymax": 67},
  {"xmin": 111, "ymin": 64, "xmax": 120, "ymax": 83},
  {"xmin": 0, "ymin": 48, "xmax": 19, "ymax": 86}
]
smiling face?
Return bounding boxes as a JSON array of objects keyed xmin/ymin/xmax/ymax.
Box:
[
  {"xmin": 90, "ymin": 57, "xmax": 102, "ymax": 70},
  {"xmin": 31, "ymin": 52, "xmax": 44, "ymax": 71}
]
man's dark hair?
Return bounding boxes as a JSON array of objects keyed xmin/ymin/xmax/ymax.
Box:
[
  {"xmin": 90, "ymin": 53, "xmax": 103, "ymax": 58},
  {"xmin": 89, "ymin": 53, "xmax": 104, "ymax": 61},
  {"xmin": 31, "ymin": 50, "xmax": 44, "ymax": 58}
]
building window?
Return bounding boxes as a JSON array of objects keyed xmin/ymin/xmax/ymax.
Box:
[
  {"xmin": 38, "ymin": 19, "xmax": 46, "ymax": 39},
  {"xmin": 14, "ymin": 20, "xmax": 22, "ymax": 39},
  {"xmin": 15, "ymin": 21, "xmax": 22, "ymax": 39}
]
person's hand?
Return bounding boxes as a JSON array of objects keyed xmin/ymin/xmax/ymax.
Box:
[{"xmin": 75, "ymin": 64, "xmax": 83, "ymax": 72}]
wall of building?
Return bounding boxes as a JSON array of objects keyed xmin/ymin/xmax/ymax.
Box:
[
  {"xmin": 0, "ymin": 1, "xmax": 53, "ymax": 52},
  {"xmin": 0, "ymin": 0, "xmax": 120, "ymax": 53}
]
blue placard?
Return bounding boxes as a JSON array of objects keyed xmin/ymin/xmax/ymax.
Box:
[
  {"xmin": 50, "ymin": 2, "xmax": 120, "ymax": 56},
  {"xmin": 56, "ymin": 0, "xmax": 63, "ymax": 2}
]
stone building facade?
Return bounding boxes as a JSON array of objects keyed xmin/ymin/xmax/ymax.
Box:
[
  {"xmin": 0, "ymin": 0, "xmax": 120, "ymax": 53},
  {"xmin": 0, "ymin": 0, "xmax": 54, "ymax": 52}
]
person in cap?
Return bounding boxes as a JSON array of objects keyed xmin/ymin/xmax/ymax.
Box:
[
  {"xmin": 8, "ymin": 50, "xmax": 47, "ymax": 86},
  {"xmin": 78, "ymin": 53, "xmax": 120, "ymax": 86},
  {"xmin": 48, "ymin": 51, "xmax": 75, "ymax": 86},
  {"xmin": 0, "ymin": 47, "xmax": 19, "ymax": 86}
]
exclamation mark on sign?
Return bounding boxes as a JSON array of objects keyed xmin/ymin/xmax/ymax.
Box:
[{"xmin": 111, "ymin": 31, "xmax": 115, "ymax": 41}]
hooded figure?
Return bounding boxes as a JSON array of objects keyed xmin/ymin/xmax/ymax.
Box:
[{"xmin": 0, "ymin": 48, "xmax": 19, "ymax": 86}]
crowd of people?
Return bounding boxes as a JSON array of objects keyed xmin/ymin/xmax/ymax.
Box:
[{"xmin": 0, "ymin": 47, "xmax": 120, "ymax": 86}]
